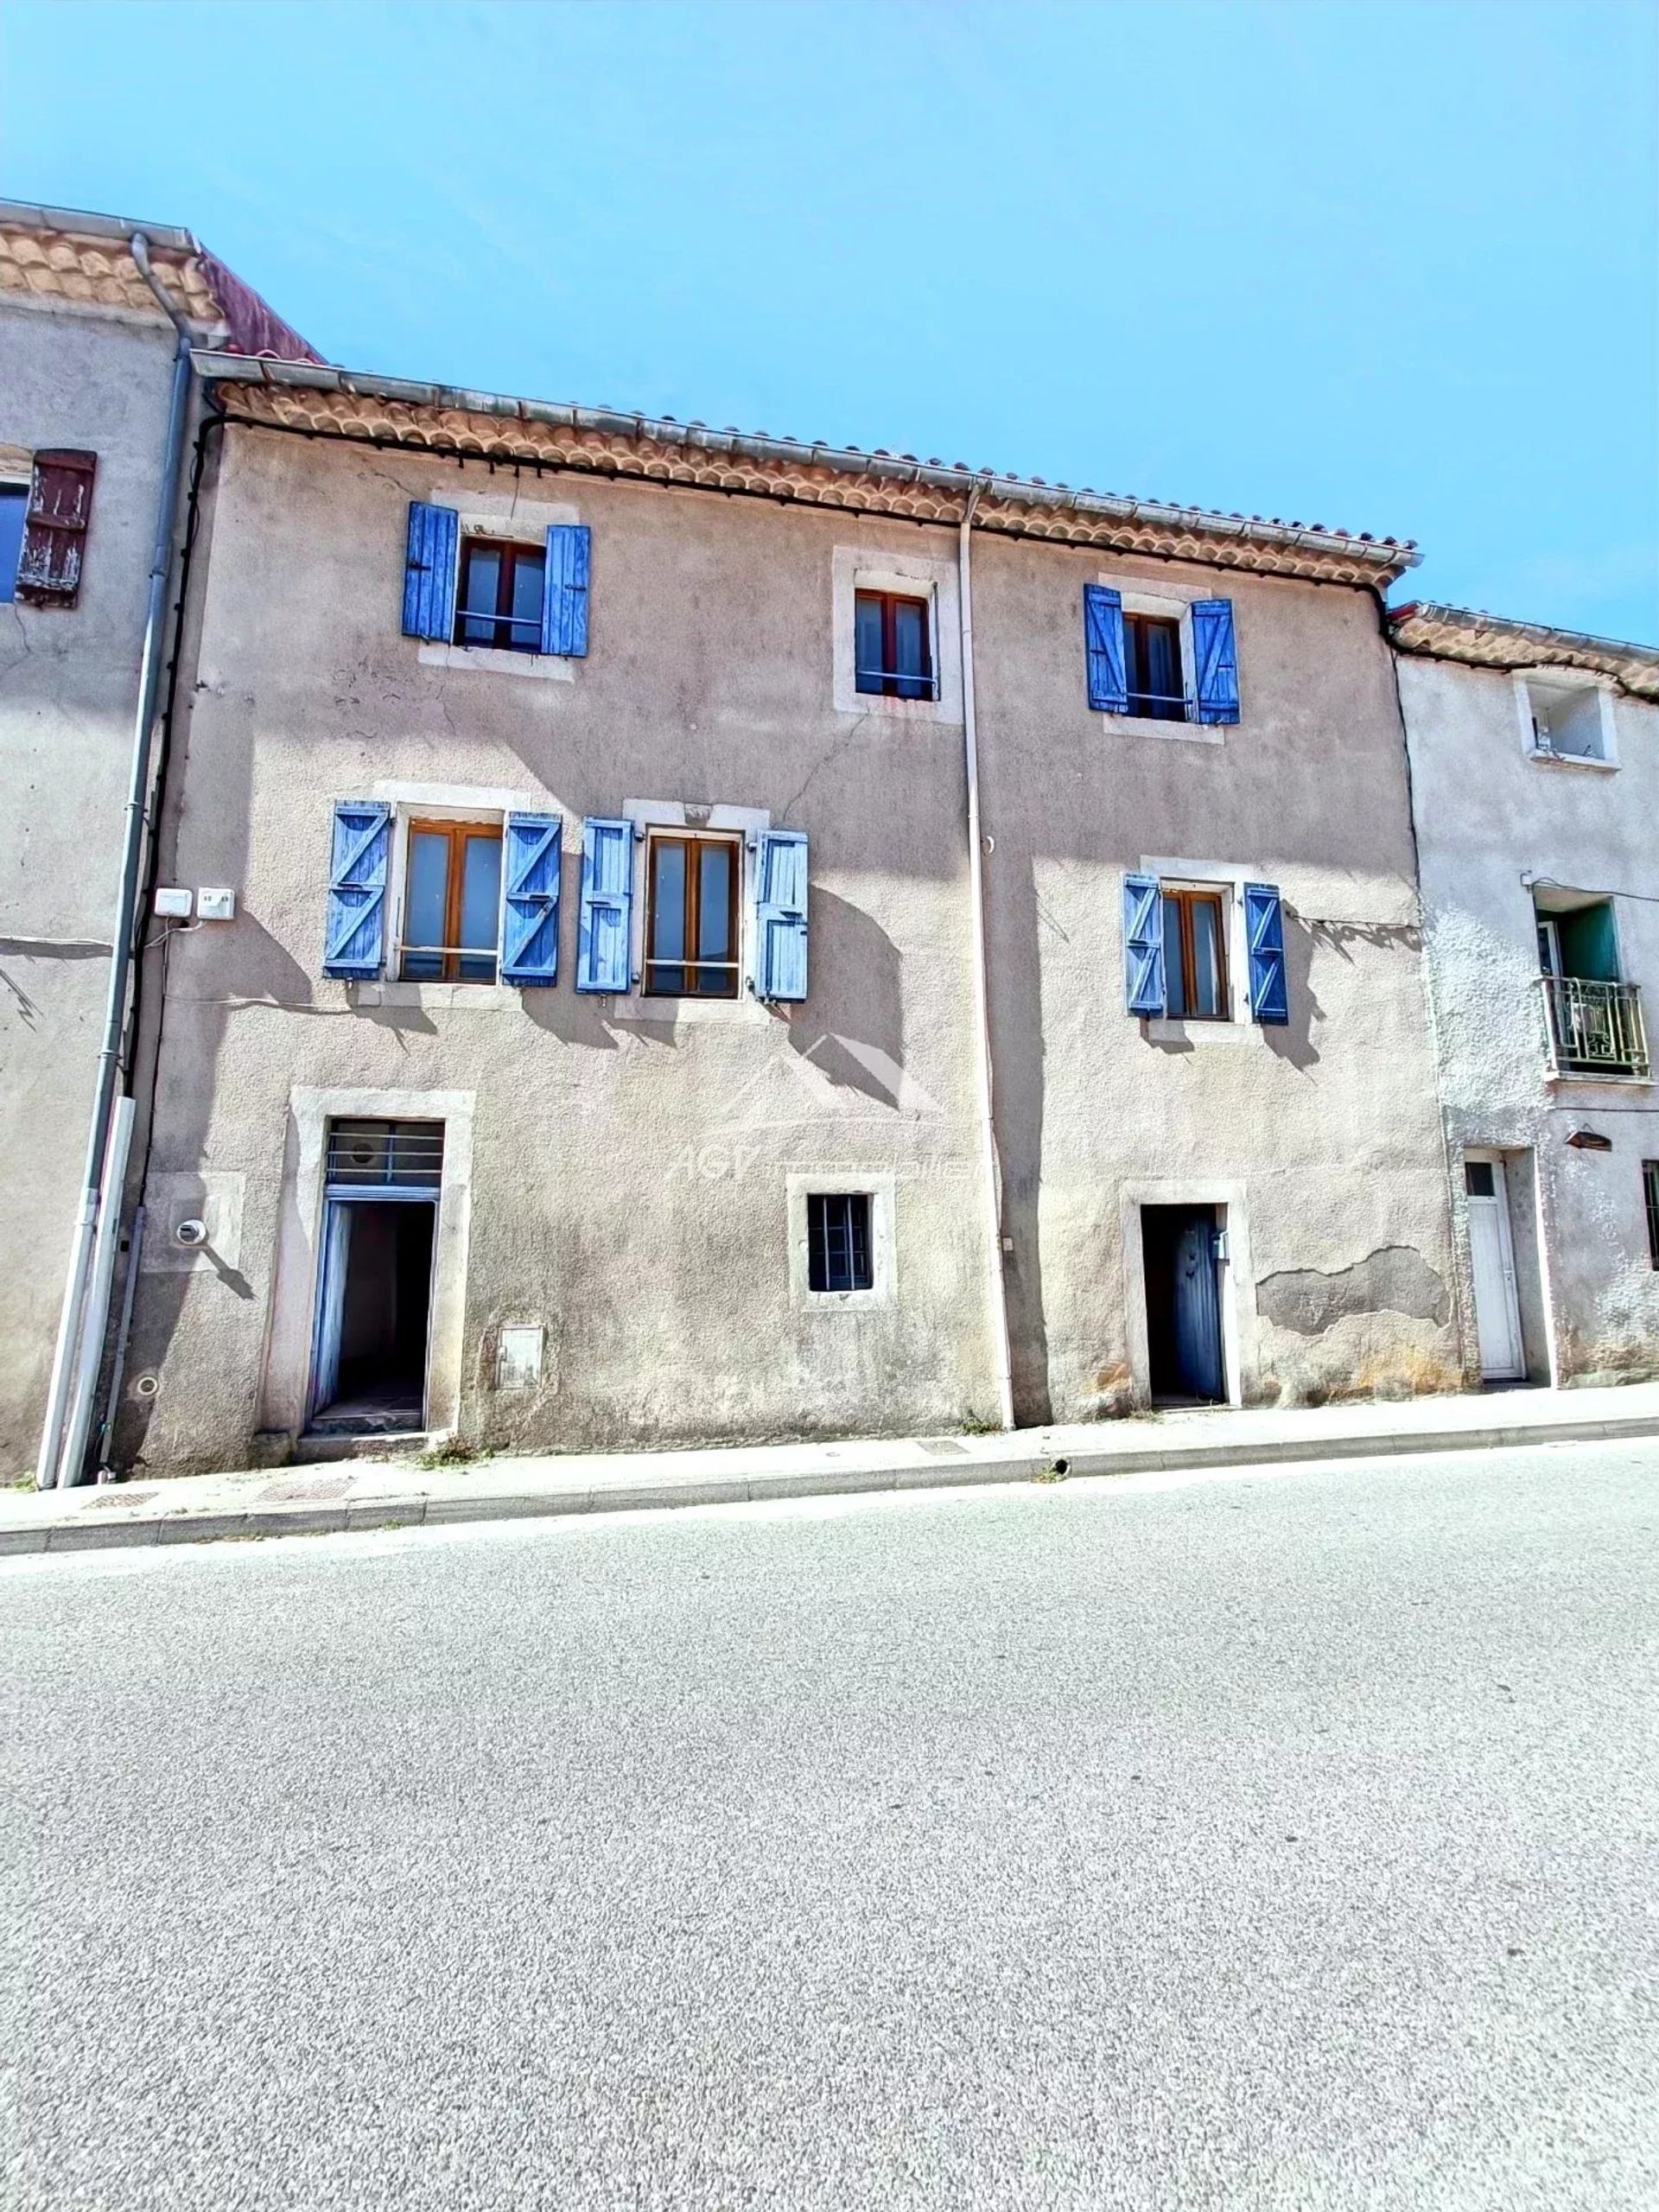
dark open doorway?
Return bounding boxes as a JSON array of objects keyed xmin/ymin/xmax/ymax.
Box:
[
  {"xmin": 310, "ymin": 1199, "xmax": 435, "ymax": 1434},
  {"xmin": 1142, "ymin": 1204, "xmax": 1227, "ymax": 1404}
]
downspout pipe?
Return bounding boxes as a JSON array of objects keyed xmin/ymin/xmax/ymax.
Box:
[
  {"xmin": 957, "ymin": 481, "xmax": 1016, "ymax": 1432},
  {"xmin": 35, "ymin": 236, "xmax": 194, "ymax": 1489}
]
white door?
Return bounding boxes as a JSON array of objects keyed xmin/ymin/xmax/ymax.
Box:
[{"xmin": 1465, "ymin": 1156, "xmax": 1524, "ymax": 1381}]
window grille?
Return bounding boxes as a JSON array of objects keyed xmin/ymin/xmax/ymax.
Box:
[
  {"xmin": 325, "ymin": 1119, "xmax": 445, "ymax": 1192},
  {"xmin": 808, "ymin": 1193, "xmax": 874, "ymax": 1294}
]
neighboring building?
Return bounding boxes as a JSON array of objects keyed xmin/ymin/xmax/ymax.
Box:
[
  {"xmin": 1393, "ymin": 604, "xmax": 1659, "ymax": 1387},
  {"xmin": 111, "ymin": 353, "xmax": 1463, "ymax": 1475},
  {"xmin": 0, "ymin": 200, "xmax": 313, "ymax": 1479}
]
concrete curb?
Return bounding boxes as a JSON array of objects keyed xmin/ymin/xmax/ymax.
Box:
[{"xmin": 4, "ymin": 1406, "xmax": 1657, "ymax": 1557}]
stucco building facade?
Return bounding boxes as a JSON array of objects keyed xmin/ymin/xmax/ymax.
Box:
[
  {"xmin": 0, "ymin": 201, "xmax": 312, "ymax": 1480},
  {"xmin": 109, "ymin": 357, "xmax": 1465, "ymax": 1473},
  {"xmin": 1394, "ymin": 605, "xmax": 1659, "ymax": 1388}
]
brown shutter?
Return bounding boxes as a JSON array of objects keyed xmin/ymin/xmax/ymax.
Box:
[{"xmin": 16, "ymin": 449, "xmax": 97, "ymax": 607}]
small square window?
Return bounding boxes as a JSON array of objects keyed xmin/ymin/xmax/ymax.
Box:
[
  {"xmin": 455, "ymin": 537, "xmax": 543, "ymax": 653},
  {"xmin": 1465, "ymin": 1160, "xmax": 1497, "ymax": 1198},
  {"xmin": 401, "ymin": 818, "xmax": 502, "ymax": 982},
  {"xmin": 645, "ymin": 831, "xmax": 740, "ymax": 998},
  {"xmin": 855, "ymin": 589, "xmax": 935, "ymax": 700},
  {"xmin": 1525, "ymin": 677, "xmax": 1608, "ymax": 762},
  {"xmin": 1161, "ymin": 887, "xmax": 1229, "ymax": 1020},
  {"xmin": 808, "ymin": 1193, "xmax": 874, "ymax": 1293},
  {"xmin": 1124, "ymin": 612, "xmax": 1187, "ymax": 721},
  {"xmin": 0, "ymin": 482, "xmax": 27, "ymax": 603}
]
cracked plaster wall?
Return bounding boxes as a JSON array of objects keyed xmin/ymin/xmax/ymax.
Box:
[{"xmin": 971, "ymin": 537, "xmax": 1462, "ymax": 1418}]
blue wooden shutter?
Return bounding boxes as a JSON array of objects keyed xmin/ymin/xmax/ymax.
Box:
[
  {"xmin": 752, "ymin": 830, "xmax": 809, "ymax": 1002},
  {"xmin": 1122, "ymin": 873, "xmax": 1166, "ymax": 1016},
  {"xmin": 542, "ymin": 524, "xmax": 590, "ymax": 657},
  {"xmin": 402, "ymin": 501, "xmax": 458, "ymax": 640},
  {"xmin": 1084, "ymin": 584, "xmax": 1128, "ymax": 714},
  {"xmin": 323, "ymin": 801, "xmax": 391, "ymax": 979},
  {"xmin": 1192, "ymin": 600, "xmax": 1240, "ymax": 724},
  {"xmin": 1244, "ymin": 881, "xmax": 1287, "ymax": 1023},
  {"xmin": 500, "ymin": 812, "xmax": 563, "ymax": 986},
  {"xmin": 575, "ymin": 817, "xmax": 634, "ymax": 993}
]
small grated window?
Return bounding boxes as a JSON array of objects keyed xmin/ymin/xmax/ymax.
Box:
[
  {"xmin": 1644, "ymin": 1162, "xmax": 1659, "ymax": 1270},
  {"xmin": 808, "ymin": 1193, "xmax": 874, "ymax": 1294},
  {"xmin": 325, "ymin": 1119, "xmax": 444, "ymax": 1192}
]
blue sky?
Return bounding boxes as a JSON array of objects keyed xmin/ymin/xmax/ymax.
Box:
[{"xmin": 3, "ymin": 0, "xmax": 1654, "ymax": 639}]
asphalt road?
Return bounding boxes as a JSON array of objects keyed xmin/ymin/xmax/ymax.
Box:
[{"xmin": 4, "ymin": 1439, "xmax": 1657, "ymax": 2211}]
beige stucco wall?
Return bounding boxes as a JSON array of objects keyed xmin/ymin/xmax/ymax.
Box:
[
  {"xmin": 0, "ymin": 296, "xmax": 181, "ymax": 1475},
  {"xmin": 1399, "ymin": 653, "xmax": 1659, "ymax": 1385},
  {"xmin": 120, "ymin": 425, "xmax": 1463, "ymax": 1471},
  {"xmin": 972, "ymin": 539, "xmax": 1463, "ymax": 1420},
  {"xmin": 119, "ymin": 429, "xmax": 998, "ymax": 1470}
]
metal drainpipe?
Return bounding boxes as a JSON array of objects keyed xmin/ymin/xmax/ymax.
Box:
[
  {"xmin": 957, "ymin": 482, "xmax": 1016, "ymax": 1431},
  {"xmin": 35, "ymin": 235, "xmax": 194, "ymax": 1489}
]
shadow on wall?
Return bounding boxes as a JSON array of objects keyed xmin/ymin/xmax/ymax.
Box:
[
  {"xmin": 514, "ymin": 884, "xmax": 907, "ymax": 1109},
  {"xmin": 989, "ymin": 855, "xmax": 1052, "ymax": 1427},
  {"xmin": 783, "ymin": 887, "xmax": 906, "ymax": 1113},
  {"xmin": 1263, "ymin": 908, "xmax": 1323, "ymax": 1073}
]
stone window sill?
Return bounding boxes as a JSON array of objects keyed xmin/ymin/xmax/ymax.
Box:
[
  {"xmin": 1528, "ymin": 748, "xmax": 1617, "ymax": 772},
  {"xmin": 1144, "ymin": 1015, "xmax": 1251, "ymax": 1046},
  {"xmin": 1103, "ymin": 712, "xmax": 1227, "ymax": 747},
  {"xmin": 607, "ymin": 991, "xmax": 774, "ymax": 1028},
  {"xmin": 416, "ymin": 642, "xmax": 575, "ymax": 683},
  {"xmin": 1544, "ymin": 1068, "xmax": 1652, "ymax": 1088},
  {"xmin": 353, "ymin": 980, "xmax": 518, "ymax": 1011}
]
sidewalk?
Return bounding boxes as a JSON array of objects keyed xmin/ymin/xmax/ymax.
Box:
[{"xmin": 5, "ymin": 1381, "xmax": 1659, "ymax": 1555}]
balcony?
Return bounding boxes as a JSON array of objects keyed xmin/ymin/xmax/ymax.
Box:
[{"xmin": 1539, "ymin": 975, "xmax": 1649, "ymax": 1078}]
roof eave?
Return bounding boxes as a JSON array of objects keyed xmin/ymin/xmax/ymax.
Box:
[
  {"xmin": 0, "ymin": 197, "xmax": 200, "ymax": 255},
  {"xmin": 1390, "ymin": 601, "xmax": 1659, "ymax": 702},
  {"xmin": 194, "ymin": 352, "xmax": 1421, "ymax": 584}
]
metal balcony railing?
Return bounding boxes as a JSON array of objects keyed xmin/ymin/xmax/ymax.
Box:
[{"xmin": 1539, "ymin": 975, "xmax": 1649, "ymax": 1078}]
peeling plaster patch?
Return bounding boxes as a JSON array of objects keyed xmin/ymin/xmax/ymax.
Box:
[{"xmin": 1256, "ymin": 1246, "xmax": 1448, "ymax": 1337}]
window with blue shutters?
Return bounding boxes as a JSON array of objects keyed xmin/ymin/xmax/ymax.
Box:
[
  {"xmin": 541, "ymin": 524, "xmax": 590, "ymax": 657},
  {"xmin": 500, "ymin": 813, "xmax": 563, "ymax": 986},
  {"xmin": 1122, "ymin": 874, "xmax": 1166, "ymax": 1016},
  {"xmin": 323, "ymin": 802, "xmax": 392, "ymax": 979},
  {"xmin": 1243, "ymin": 882, "xmax": 1288, "ymax": 1023},
  {"xmin": 1088, "ymin": 586, "xmax": 1240, "ymax": 725},
  {"xmin": 402, "ymin": 502, "xmax": 458, "ymax": 641},
  {"xmin": 576, "ymin": 817, "xmax": 636, "ymax": 994},
  {"xmin": 751, "ymin": 830, "xmax": 809, "ymax": 1002}
]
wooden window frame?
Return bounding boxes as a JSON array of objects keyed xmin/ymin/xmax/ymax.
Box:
[
  {"xmin": 854, "ymin": 588, "xmax": 936, "ymax": 700},
  {"xmin": 400, "ymin": 818, "xmax": 503, "ymax": 982},
  {"xmin": 454, "ymin": 536, "xmax": 543, "ymax": 654},
  {"xmin": 1165, "ymin": 887, "xmax": 1230, "ymax": 1021},
  {"xmin": 644, "ymin": 830, "xmax": 741, "ymax": 999},
  {"xmin": 1123, "ymin": 611, "xmax": 1187, "ymax": 722}
]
